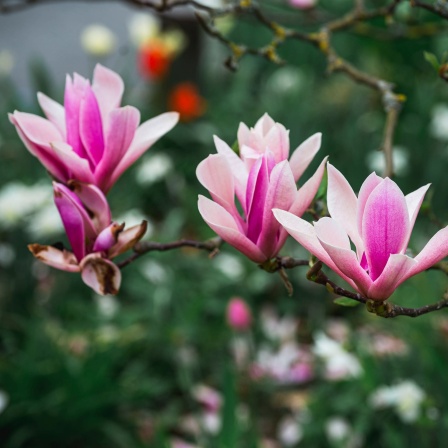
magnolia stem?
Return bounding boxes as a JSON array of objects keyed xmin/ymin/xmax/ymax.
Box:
[{"xmin": 117, "ymin": 236, "xmax": 223, "ymax": 268}]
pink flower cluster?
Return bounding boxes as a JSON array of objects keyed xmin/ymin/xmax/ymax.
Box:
[
  {"xmin": 10, "ymin": 64, "xmax": 448, "ymax": 302},
  {"xmin": 11, "ymin": 65, "xmax": 178, "ymax": 294},
  {"xmin": 198, "ymin": 115, "xmax": 448, "ymax": 302}
]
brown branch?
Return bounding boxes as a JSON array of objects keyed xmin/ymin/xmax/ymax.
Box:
[
  {"xmin": 305, "ymin": 260, "xmax": 448, "ymax": 318},
  {"xmin": 411, "ymin": 0, "xmax": 448, "ymax": 20},
  {"xmin": 117, "ymin": 236, "xmax": 223, "ymax": 268}
]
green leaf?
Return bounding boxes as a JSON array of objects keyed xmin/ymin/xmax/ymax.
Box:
[
  {"xmin": 231, "ymin": 140, "xmax": 240, "ymax": 155},
  {"xmin": 424, "ymin": 51, "xmax": 439, "ymax": 72},
  {"xmin": 333, "ymin": 297, "xmax": 360, "ymax": 307},
  {"xmin": 315, "ymin": 167, "xmax": 327, "ymax": 201}
]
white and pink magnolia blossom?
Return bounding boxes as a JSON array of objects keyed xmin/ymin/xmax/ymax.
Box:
[
  {"xmin": 197, "ymin": 113, "xmax": 327, "ymax": 263},
  {"xmin": 28, "ymin": 181, "xmax": 147, "ymax": 295},
  {"xmin": 274, "ymin": 163, "xmax": 448, "ymax": 301},
  {"xmin": 9, "ymin": 64, "xmax": 178, "ymax": 193}
]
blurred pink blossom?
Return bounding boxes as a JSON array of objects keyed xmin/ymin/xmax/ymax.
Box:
[
  {"xmin": 289, "ymin": 0, "xmax": 316, "ymax": 9},
  {"xmin": 227, "ymin": 297, "xmax": 252, "ymax": 330}
]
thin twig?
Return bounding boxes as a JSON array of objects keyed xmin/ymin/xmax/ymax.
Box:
[
  {"xmin": 305, "ymin": 260, "xmax": 448, "ymax": 318},
  {"xmin": 117, "ymin": 236, "xmax": 223, "ymax": 268}
]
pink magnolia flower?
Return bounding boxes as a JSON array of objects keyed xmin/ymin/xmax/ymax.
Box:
[
  {"xmin": 197, "ymin": 113, "xmax": 327, "ymax": 263},
  {"xmin": 227, "ymin": 297, "xmax": 252, "ymax": 330},
  {"xmin": 274, "ymin": 163, "xmax": 448, "ymax": 301},
  {"xmin": 9, "ymin": 64, "xmax": 178, "ymax": 193},
  {"xmin": 28, "ymin": 181, "xmax": 147, "ymax": 295}
]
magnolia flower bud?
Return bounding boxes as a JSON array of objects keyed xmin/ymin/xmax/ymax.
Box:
[{"xmin": 227, "ymin": 297, "xmax": 252, "ymax": 331}]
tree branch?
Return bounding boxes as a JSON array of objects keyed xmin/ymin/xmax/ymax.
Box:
[{"xmin": 117, "ymin": 236, "xmax": 223, "ymax": 268}]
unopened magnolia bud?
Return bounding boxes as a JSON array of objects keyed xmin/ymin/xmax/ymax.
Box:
[{"xmin": 227, "ymin": 297, "xmax": 252, "ymax": 331}]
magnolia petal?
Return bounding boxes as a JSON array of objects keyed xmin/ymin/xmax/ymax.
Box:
[
  {"xmin": 80, "ymin": 253, "xmax": 121, "ymax": 295},
  {"xmin": 80, "ymin": 84, "xmax": 105, "ymax": 167},
  {"xmin": 68, "ymin": 181, "xmax": 111, "ymax": 232},
  {"xmin": 246, "ymin": 155, "xmax": 270, "ymax": 244},
  {"xmin": 108, "ymin": 220, "xmax": 148, "ymax": 259},
  {"xmin": 10, "ymin": 111, "xmax": 63, "ymax": 148},
  {"xmin": 54, "ymin": 182, "xmax": 97, "ymax": 260},
  {"xmin": 315, "ymin": 217, "xmax": 372, "ymax": 296},
  {"xmin": 50, "ymin": 142, "xmax": 95, "ymax": 184},
  {"xmin": 198, "ymin": 195, "xmax": 266, "ymax": 263},
  {"xmin": 254, "ymin": 113, "xmax": 275, "ymax": 135},
  {"xmin": 405, "ymin": 227, "xmax": 448, "ymax": 279},
  {"xmin": 272, "ymin": 209, "xmax": 354, "ymax": 286},
  {"xmin": 264, "ymin": 124, "xmax": 290, "ymax": 162},
  {"xmin": 9, "ymin": 113, "xmax": 68, "ymax": 181},
  {"xmin": 196, "ymin": 154, "xmax": 236, "ymax": 214},
  {"xmin": 109, "ymin": 112, "xmax": 179, "ymax": 190},
  {"xmin": 362, "ymin": 178, "xmax": 410, "ymax": 281},
  {"xmin": 213, "ymin": 135, "xmax": 248, "ymax": 211},
  {"xmin": 37, "ymin": 92, "xmax": 66, "ymax": 138},
  {"xmin": 289, "ymin": 157, "xmax": 327, "ymax": 218},
  {"xmin": 95, "ymin": 106, "xmax": 140, "ymax": 192},
  {"xmin": 257, "ymin": 161, "xmax": 296, "ymax": 258},
  {"xmin": 93, "ymin": 222, "xmax": 124, "ymax": 253},
  {"xmin": 92, "ymin": 64, "xmax": 124, "ymax": 123},
  {"xmin": 327, "ymin": 163, "xmax": 363, "ymax": 252},
  {"xmin": 367, "ymin": 253, "xmax": 417, "ymax": 301},
  {"xmin": 289, "ymin": 133, "xmax": 322, "ymax": 182},
  {"xmin": 405, "ymin": 183, "xmax": 431, "ymax": 232},
  {"xmin": 356, "ymin": 172, "xmax": 383, "ymax": 239},
  {"xmin": 64, "ymin": 73, "xmax": 89, "ymax": 159},
  {"xmin": 28, "ymin": 243, "xmax": 80, "ymax": 272}
]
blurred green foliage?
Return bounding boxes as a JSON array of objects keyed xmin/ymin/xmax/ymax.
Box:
[{"xmin": 2, "ymin": 0, "xmax": 448, "ymax": 446}]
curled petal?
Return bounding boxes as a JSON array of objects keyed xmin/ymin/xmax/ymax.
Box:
[
  {"xmin": 108, "ymin": 221, "xmax": 148, "ymax": 259},
  {"xmin": 93, "ymin": 222, "xmax": 124, "ymax": 253},
  {"xmin": 289, "ymin": 132, "xmax": 321, "ymax": 182},
  {"xmin": 80, "ymin": 253, "xmax": 121, "ymax": 295},
  {"xmin": 362, "ymin": 178, "xmax": 410, "ymax": 281},
  {"xmin": 28, "ymin": 244, "xmax": 80, "ymax": 272},
  {"xmin": 198, "ymin": 195, "xmax": 266, "ymax": 263}
]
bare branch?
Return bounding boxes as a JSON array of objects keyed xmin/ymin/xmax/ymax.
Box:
[{"xmin": 118, "ymin": 236, "xmax": 223, "ymax": 268}]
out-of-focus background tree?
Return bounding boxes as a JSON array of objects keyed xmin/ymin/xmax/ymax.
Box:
[{"xmin": 1, "ymin": 0, "xmax": 448, "ymax": 446}]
